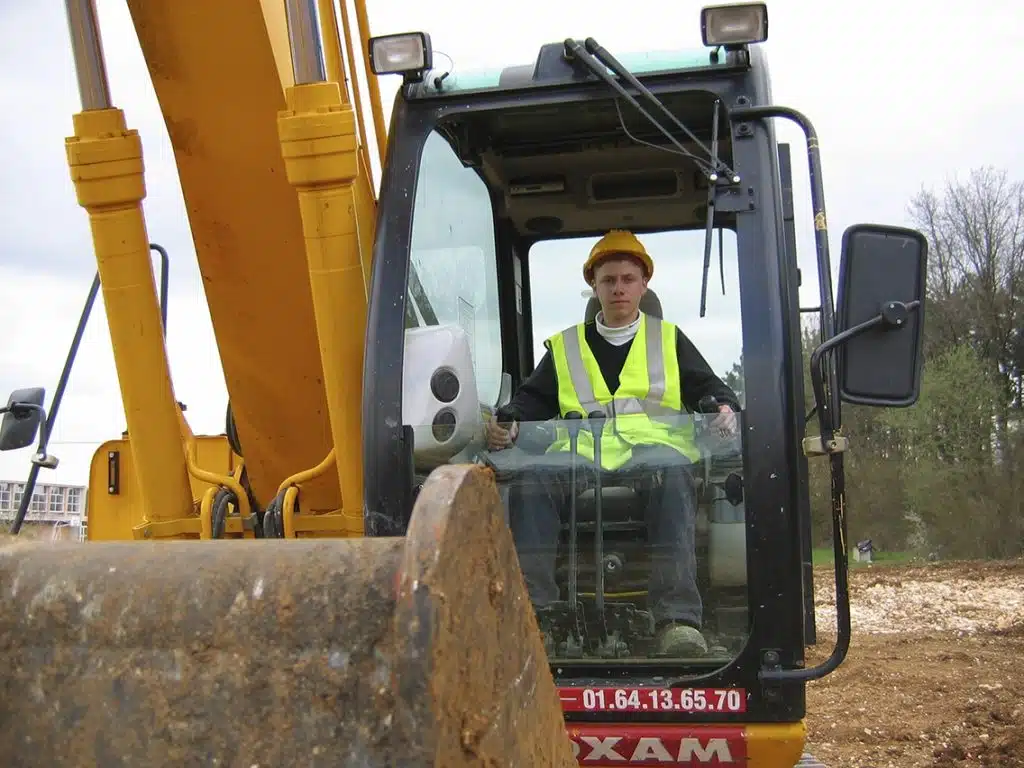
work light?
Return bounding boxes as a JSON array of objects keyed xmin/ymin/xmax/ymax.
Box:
[
  {"xmin": 368, "ymin": 32, "xmax": 433, "ymax": 80},
  {"xmin": 700, "ymin": 3, "xmax": 769, "ymax": 47}
]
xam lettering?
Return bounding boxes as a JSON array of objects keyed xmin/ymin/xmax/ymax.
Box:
[{"xmin": 568, "ymin": 728, "xmax": 744, "ymax": 765}]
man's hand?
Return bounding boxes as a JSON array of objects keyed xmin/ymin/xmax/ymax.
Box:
[
  {"xmin": 709, "ymin": 404, "xmax": 738, "ymax": 437},
  {"xmin": 485, "ymin": 416, "xmax": 519, "ymax": 451}
]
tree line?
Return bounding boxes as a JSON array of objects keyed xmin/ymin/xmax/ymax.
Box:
[{"xmin": 800, "ymin": 167, "xmax": 1024, "ymax": 559}]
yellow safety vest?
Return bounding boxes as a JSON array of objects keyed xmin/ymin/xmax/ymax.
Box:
[{"xmin": 544, "ymin": 312, "xmax": 700, "ymax": 470}]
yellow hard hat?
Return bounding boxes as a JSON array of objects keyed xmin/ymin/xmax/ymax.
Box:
[{"xmin": 583, "ymin": 229, "xmax": 654, "ymax": 283}]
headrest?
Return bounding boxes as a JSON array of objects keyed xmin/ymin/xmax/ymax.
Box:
[{"xmin": 584, "ymin": 289, "xmax": 663, "ymax": 323}]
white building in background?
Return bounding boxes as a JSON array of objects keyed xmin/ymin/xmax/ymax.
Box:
[{"xmin": 0, "ymin": 479, "xmax": 88, "ymax": 540}]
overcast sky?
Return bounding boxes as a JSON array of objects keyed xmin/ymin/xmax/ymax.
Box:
[{"xmin": 1, "ymin": 0, "xmax": 1021, "ymax": 490}]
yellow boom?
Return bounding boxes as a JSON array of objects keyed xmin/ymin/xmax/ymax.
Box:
[{"xmin": 73, "ymin": 0, "xmax": 385, "ymax": 537}]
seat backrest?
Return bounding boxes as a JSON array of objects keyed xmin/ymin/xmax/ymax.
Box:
[{"xmin": 584, "ymin": 288, "xmax": 664, "ymax": 323}]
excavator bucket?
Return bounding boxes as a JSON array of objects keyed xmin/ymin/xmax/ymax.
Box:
[{"xmin": 0, "ymin": 465, "xmax": 576, "ymax": 767}]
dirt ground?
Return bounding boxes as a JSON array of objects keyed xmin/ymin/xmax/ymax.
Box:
[{"xmin": 805, "ymin": 557, "xmax": 1024, "ymax": 767}]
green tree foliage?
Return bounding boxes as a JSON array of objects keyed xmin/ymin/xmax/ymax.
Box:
[
  {"xmin": 880, "ymin": 345, "xmax": 1018, "ymax": 558},
  {"xmin": 799, "ymin": 321, "xmax": 916, "ymax": 552}
]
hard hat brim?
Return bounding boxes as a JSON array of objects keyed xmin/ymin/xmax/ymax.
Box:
[{"xmin": 583, "ymin": 251, "xmax": 654, "ymax": 282}]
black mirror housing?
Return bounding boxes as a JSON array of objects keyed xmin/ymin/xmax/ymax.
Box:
[
  {"xmin": 0, "ymin": 388, "xmax": 46, "ymax": 451},
  {"xmin": 835, "ymin": 224, "xmax": 927, "ymax": 407}
]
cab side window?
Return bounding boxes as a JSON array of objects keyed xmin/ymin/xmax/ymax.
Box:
[{"xmin": 406, "ymin": 131, "xmax": 504, "ymax": 407}]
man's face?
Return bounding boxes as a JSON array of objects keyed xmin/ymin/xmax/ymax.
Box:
[{"xmin": 591, "ymin": 256, "xmax": 648, "ymax": 326}]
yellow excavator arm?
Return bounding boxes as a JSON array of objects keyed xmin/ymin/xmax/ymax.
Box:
[{"xmin": 74, "ymin": 0, "xmax": 385, "ymax": 538}]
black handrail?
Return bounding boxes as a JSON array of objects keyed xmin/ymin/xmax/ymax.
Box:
[
  {"xmin": 8, "ymin": 243, "xmax": 170, "ymax": 535},
  {"xmin": 150, "ymin": 242, "xmax": 170, "ymax": 330},
  {"xmin": 728, "ymin": 105, "xmax": 849, "ymax": 684}
]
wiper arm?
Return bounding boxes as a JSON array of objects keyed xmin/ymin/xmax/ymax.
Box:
[
  {"xmin": 701, "ymin": 99, "xmax": 722, "ymax": 318},
  {"xmin": 719, "ymin": 228, "xmax": 725, "ymax": 296},
  {"xmin": 563, "ymin": 38, "xmax": 716, "ymax": 177},
  {"xmin": 564, "ymin": 37, "xmax": 735, "ymax": 316},
  {"xmin": 408, "ymin": 260, "xmax": 439, "ymax": 326},
  {"xmin": 584, "ymin": 37, "xmax": 739, "ymax": 184}
]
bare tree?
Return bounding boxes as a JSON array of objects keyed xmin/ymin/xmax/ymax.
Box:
[{"xmin": 908, "ymin": 167, "xmax": 1024, "ymax": 435}]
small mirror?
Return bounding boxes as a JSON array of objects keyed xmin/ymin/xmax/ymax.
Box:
[
  {"xmin": 835, "ymin": 224, "xmax": 927, "ymax": 407},
  {"xmin": 0, "ymin": 387, "xmax": 46, "ymax": 451}
]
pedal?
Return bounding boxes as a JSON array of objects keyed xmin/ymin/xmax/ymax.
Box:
[
  {"xmin": 536, "ymin": 601, "xmax": 586, "ymax": 657},
  {"xmin": 595, "ymin": 630, "xmax": 629, "ymax": 658},
  {"xmin": 588, "ymin": 604, "xmax": 655, "ymax": 657},
  {"xmin": 603, "ymin": 603, "xmax": 656, "ymax": 639}
]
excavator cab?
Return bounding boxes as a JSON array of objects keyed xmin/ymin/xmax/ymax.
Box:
[{"xmin": 365, "ymin": 4, "xmax": 929, "ymax": 761}]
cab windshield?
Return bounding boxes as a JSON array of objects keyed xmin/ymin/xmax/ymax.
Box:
[{"xmin": 401, "ymin": 127, "xmax": 749, "ymax": 667}]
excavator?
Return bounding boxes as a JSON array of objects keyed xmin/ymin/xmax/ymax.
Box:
[{"xmin": 0, "ymin": 1, "xmax": 929, "ymax": 765}]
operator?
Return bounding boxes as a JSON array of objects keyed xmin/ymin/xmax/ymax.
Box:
[{"xmin": 484, "ymin": 229, "xmax": 740, "ymax": 657}]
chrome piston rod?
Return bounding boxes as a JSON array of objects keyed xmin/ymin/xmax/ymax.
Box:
[{"xmin": 64, "ymin": 0, "xmax": 112, "ymax": 110}]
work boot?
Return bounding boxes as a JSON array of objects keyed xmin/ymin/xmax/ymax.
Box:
[{"xmin": 654, "ymin": 623, "xmax": 708, "ymax": 657}]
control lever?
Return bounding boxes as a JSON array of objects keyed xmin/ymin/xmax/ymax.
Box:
[
  {"xmin": 565, "ymin": 411, "xmax": 583, "ymax": 618},
  {"xmin": 495, "ymin": 405, "xmax": 515, "ymax": 430},
  {"xmin": 698, "ymin": 394, "xmax": 719, "ymax": 415},
  {"xmin": 695, "ymin": 395, "xmax": 721, "ymax": 487},
  {"xmin": 696, "ymin": 394, "xmax": 721, "ymax": 436},
  {"xmin": 492, "ymin": 405, "xmax": 517, "ymax": 449},
  {"xmin": 587, "ymin": 410, "xmax": 608, "ymax": 619}
]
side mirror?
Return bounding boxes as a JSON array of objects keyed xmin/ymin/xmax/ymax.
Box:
[
  {"xmin": 835, "ymin": 224, "xmax": 927, "ymax": 408},
  {"xmin": 0, "ymin": 388, "xmax": 47, "ymax": 451}
]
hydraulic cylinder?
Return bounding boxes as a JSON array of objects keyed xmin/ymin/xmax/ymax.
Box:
[
  {"xmin": 65, "ymin": 108, "xmax": 194, "ymax": 522},
  {"xmin": 62, "ymin": 0, "xmax": 192, "ymax": 525},
  {"xmin": 278, "ymin": 81, "xmax": 369, "ymax": 534}
]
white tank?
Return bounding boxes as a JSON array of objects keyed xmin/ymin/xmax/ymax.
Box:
[
  {"xmin": 708, "ymin": 480, "xmax": 747, "ymax": 588},
  {"xmin": 402, "ymin": 324, "xmax": 482, "ymax": 468}
]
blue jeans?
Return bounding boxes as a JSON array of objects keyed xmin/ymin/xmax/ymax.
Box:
[{"xmin": 506, "ymin": 444, "xmax": 703, "ymax": 629}]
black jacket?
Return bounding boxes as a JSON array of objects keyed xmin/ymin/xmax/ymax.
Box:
[{"xmin": 506, "ymin": 321, "xmax": 740, "ymax": 423}]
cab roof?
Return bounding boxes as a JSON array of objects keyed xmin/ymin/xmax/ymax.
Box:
[{"xmin": 407, "ymin": 43, "xmax": 746, "ymax": 99}]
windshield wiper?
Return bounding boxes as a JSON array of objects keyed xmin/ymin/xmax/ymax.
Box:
[
  {"xmin": 582, "ymin": 37, "xmax": 739, "ymax": 184},
  {"xmin": 700, "ymin": 99, "xmax": 724, "ymax": 318},
  {"xmin": 564, "ymin": 37, "xmax": 734, "ymax": 317},
  {"xmin": 562, "ymin": 38, "xmax": 720, "ymax": 179}
]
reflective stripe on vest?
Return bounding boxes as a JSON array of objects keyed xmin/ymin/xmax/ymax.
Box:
[{"xmin": 545, "ymin": 313, "xmax": 699, "ymax": 469}]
